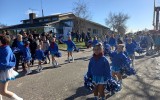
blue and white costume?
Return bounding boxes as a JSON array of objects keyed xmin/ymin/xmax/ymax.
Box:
[
  {"xmin": 35, "ymin": 49, "xmax": 45, "ymax": 61},
  {"xmin": 92, "ymin": 40, "xmax": 99, "ymax": 47},
  {"xmin": 125, "ymin": 42, "xmax": 136, "ymax": 56},
  {"xmin": 109, "ymin": 37, "xmax": 116, "ymax": 47},
  {"xmin": 0, "ymin": 45, "xmax": 18, "ymax": 83},
  {"xmin": 22, "ymin": 45, "xmax": 32, "ymax": 63},
  {"xmin": 87, "ymin": 55, "xmax": 111, "ymax": 84},
  {"xmin": 48, "ymin": 42, "xmax": 59, "ymax": 56},
  {"xmin": 63, "ymin": 40, "xmax": 76, "ymax": 52},
  {"xmin": 109, "ymin": 51, "xmax": 129, "ymax": 72}
]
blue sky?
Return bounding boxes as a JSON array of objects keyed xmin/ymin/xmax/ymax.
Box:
[{"xmin": 0, "ymin": 0, "xmax": 157, "ymax": 32}]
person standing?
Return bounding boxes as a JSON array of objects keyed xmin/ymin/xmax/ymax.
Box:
[
  {"xmin": 109, "ymin": 44, "xmax": 129, "ymax": 84},
  {"xmin": 22, "ymin": 41, "xmax": 32, "ymax": 75},
  {"xmin": 41, "ymin": 36, "xmax": 50, "ymax": 64},
  {"xmin": 28, "ymin": 34, "xmax": 37, "ymax": 65},
  {"xmin": 87, "ymin": 43, "xmax": 111, "ymax": 100},
  {"xmin": 63, "ymin": 36, "xmax": 76, "ymax": 63},
  {"xmin": 81, "ymin": 31, "xmax": 85, "ymax": 42},
  {"xmin": 35, "ymin": 44, "xmax": 45, "ymax": 72},
  {"xmin": 125, "ymin": 38, "xmax": 136, "ymax": 67},
  {"xmin": 48, "ymin": 37, "xmax": 59, "ymax": 67},
  {"xmin": 108, "ymin": 34, "xmax": 116, "ymax": 50},
  {"xmin": 12, "ymin": 34, "xmax": 26, "ymax": 72}
]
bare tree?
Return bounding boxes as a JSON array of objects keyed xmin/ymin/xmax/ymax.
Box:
[
  {"xmin": 72, "ymin": 0, "xmax": 91, "ymax": 32},
  {"xmin": 105, "ymin": 12, "xmax": 129, "ymax": 35}
]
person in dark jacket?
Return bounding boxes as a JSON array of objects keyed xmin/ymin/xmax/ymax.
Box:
[
  {"xmin": 81, "ymin": 31, "xmax": 85, "ymax": 42},
  {"xmin": 12, "ymin": 34, "xmax": 26, "ymax": 71},
  {"xmin": 28, "ymin": 34, "xmax": 37, "ymax": 65}
]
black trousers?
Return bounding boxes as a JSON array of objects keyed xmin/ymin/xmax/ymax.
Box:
[{"xmin": 14, "ymin": 52, "xmax": 25, "ymax": 70}]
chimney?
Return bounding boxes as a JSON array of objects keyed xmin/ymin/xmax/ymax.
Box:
[{"xmin": 29, "ymin": 13, "xmax": 36, "ymax": 23}]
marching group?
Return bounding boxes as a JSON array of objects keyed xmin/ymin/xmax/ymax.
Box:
[
  {"xmin": 0, "ymin": 29, "xmax": 159, "ymax": 100},
  {"xmin": 84, "ymin": 31, "xmax": 159, "ymax": 100},
  {"xmin": 0, "ymin": 30, "xmax": 78, "ymax": 100}
]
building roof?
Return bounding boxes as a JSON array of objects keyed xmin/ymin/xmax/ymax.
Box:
[
  {"xmin": 0, "ymin": 12, "xmax": 110, "ymax": 31},
  {"xmin": 0, "ymin": 22, "xmax": 47, "ymax": 30},
  {"xmin": 21, "ymin": 12, "xmax": 74, "ymax": 22}
]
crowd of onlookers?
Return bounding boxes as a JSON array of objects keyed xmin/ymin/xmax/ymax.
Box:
[{"xmin": 0, "ymin": 30, "xmax": 53, "ymax": 71}]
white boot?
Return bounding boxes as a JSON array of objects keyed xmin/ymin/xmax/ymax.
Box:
[
  {"xmin": 55, "ymin": 61, "xmax": 59, "ymax": 67},
  {"xmin": 39, "ymin": 65, "xmax": 43, "ymax": 71},
  {"xmin": 0, "ymin": 95, "xmax": 2, "ymax": 100},
  {"xmin": 36, "ymin": 65, "xmax": 40, "ymax": 72},
  {"xmin": 68, "ymin": 57, "xmax": 70, "ymax": 63},
  {"xmin": 11, "ymin": 94, "xmax": 23, "ymax": 100},
  {"xmin": 52, "ymin": 61, "xmax": 55, "ymax": 67},
  {"xmin": 25, "ymin": 68, "xmax": 32, "ymax": 75},
  {"xmin": 72, "ymin": 57, "xmax": 74, "ymax": 62}
]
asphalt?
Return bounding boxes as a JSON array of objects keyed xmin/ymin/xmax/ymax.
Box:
[{"xmin": 2, "ymin": 48, "xmax": 160, "ymax": 100}]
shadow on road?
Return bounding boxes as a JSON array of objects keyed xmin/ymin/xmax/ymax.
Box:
[
  {"xmin": 16, "ymin": 69, "xmax": 41, "ymax": 78},
  {"xmin": 135, "ymin": 55, "xmax": 145, "ymax": 59},
  {"xmin": 117, "ymin": 57, "xmax": 160, "ymax": 100},
  {"xmin": 64, "ymin": 86, "xmax": 92, "ymax": 100},
  {"xmin": 119, "ymin": 75, "xmax": 160, "ymax": 100},
  {"xmin": 74, "ymin": 56, "xmax": 91, "ymax": 61}
]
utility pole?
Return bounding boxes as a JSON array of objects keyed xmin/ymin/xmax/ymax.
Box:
[
  {"xmin": 153, "ymin": 0, "xmax": 155, "ymax": 30},
  {"xmin": 41, "ymin": 0, "xmax": 44, "ymax": 17}
]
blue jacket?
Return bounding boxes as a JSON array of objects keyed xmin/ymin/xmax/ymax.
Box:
[
  {"xmin": 35, "ymin": 49, "xmax": 45, "ymax": 60},
  {"xmin": 17, "ymin": 41, "xmax": 24, "ymax": 52},
  {"xmin": 0, "ymin": 45, "xmax": 16, "ymax": 70},
  {"xmin": 63, "ymin": 40, "xmax": 76, "ymax": 50},
  {"xmin": 109, "ymin": 37, "xmax": 116, "ymax": 46},
  {"xmin": 109, "ymin": 51, "xmax": 129, "ymax": 68},
  {"xmin": 92, "ymin": 40, "xmax": 99, "ymax": 47},
  {"xmin": 22, "ymin": 46, "xmax": 32, "ymax": 61},
  {"xmin": 48, "ymin": 42, "xmax": 59, "ymax": 54},
  {"xmin": 154, "ymin": 36, "xmax": 160, "ymax": 45},
  {"xmin": 126, "ymin": 43, "xmax": 136, "ymax": 55},
  {"xmin": 87, "ymin": 56, "xmax": 111, "ymax": 80}
]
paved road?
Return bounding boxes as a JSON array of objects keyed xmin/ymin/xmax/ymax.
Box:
[{"xmin": 3, "ymin": 49, "xmax": 160, "ymax": 100}]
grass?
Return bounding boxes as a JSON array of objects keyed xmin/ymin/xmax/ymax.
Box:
[{"xmin": 57, "ymin": 40, "xmax": 86, "ymax": 50}]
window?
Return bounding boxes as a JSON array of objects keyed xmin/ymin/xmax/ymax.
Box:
[
  {"xmin": 62, "ymin": 20, "xmax": 73, "ymax": 27},
  {"xmin": 39, "ymin": 19, "xmax": 43, "ymax": 22},
  {"xmin": 44, "ymin": 18, "xmax": 49, "ymax": 22},
  {"xmin": 88, "ymin": 28, "xmax": 91, "ymax": 31},
  {"xmin": 26, "ymin": 21, "xmax": 30, "ymax": 24},
  {"xmin": 52, "ymin": 17, "xmax": 58, "ymax": 21},
  {"xmin": 93, "ymin": 29, "xmax": 98, "ymax": 34}
]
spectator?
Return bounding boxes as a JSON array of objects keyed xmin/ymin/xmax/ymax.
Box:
[{"xmin": 81, "ymin": 31, "xmax": 85, "ymax": 42}]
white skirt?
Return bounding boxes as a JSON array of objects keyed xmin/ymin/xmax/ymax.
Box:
[{"xmin": 0, "ymin": 68, "xmax": 19, "ymax": 83}]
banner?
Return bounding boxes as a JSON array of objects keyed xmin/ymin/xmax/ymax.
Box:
[{"xmin": 63, "ymin": 27, "xmax": 72, "ymax": 41}]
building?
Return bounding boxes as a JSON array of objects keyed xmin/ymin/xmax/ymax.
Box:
[{"xmin": 0, "ymin": 12, "xmax": 110, "ymax": 40}]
